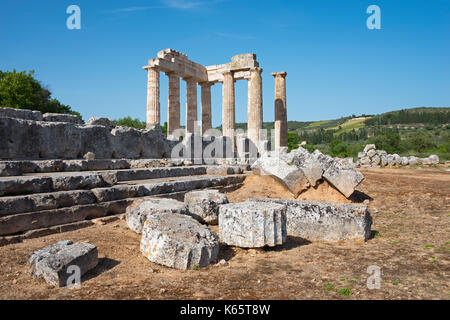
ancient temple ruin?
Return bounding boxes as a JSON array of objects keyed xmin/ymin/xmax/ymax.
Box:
[{"xmin": 143, "ymin": 49, "xmax": 288, "ymax": 150}]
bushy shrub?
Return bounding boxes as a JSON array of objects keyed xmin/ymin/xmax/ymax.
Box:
[{"xmin": 0, "ymin": 70, "xmax": 82, "ymax": 120}]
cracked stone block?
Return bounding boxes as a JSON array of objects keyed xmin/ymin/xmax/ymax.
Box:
[
  {"xmin": 126, "ymin": 198, "xmax": 189, "ymax": 234},
  {"xmin": 363, "ymin": 144, "xmax": 376, "ymax": 153},
  {"xmin": 28, "ymin": 240, "xmax": 98, "ymax": 287},
  {"xmin": 184, "ymin": 190, "xmax": 229, "ymax": 225},
  {"xmin": 140, "ymin": 212, "xmax": 219, "ymax": 270},
  {"xmin": 283, "ymin": 147, "xmax": 323, "ymax": 187},
  {"xmin": 218, "ymin": 201, "xmax": 287, "ymax": 248},
  {"xmin": 250, "ymin": 198, "xmax": 373, "ymax": 242},
  {"xmin": 251, "ymin": 156, "xmax": 309, "ymax": 196}
]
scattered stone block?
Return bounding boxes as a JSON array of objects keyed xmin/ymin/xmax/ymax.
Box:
[
  {"xmin": 126, "ymin": 198, "xmax": 189, "ymax": 234},
  {"xmin": 429, "ymin": 154, "xmax": 439, "ymax": 165},
  {"xmin": 251, "ymin": 156, "xmax": 310, "ymax": 196},
  {"xmin": 318, "ymin": 152, "xmax": 364, "ymax": 198},
  {"xmin": 363, "ymin": 144, "xmax": 376, "ymax": 153},
  {"xmin": 140, "ymin": 212, "xmax": 219, "ymax": 270},
  {"xmin": 28, "ymin": 240, "xmax": 98, "ymax": 287},
  {"xmin": 250, "ymin": 198, "xmax": 372, "ymax": 242},
  {"xmin": 184, "ymin": 190, "xmax": 229, "ymax": 225},
  {"xmin": 218, "ymin": 201, "xmax": 287, "ymax": 248}
]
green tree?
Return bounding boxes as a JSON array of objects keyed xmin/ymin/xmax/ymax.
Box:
[
  {"xmin": 329, "ymin": 139, "xmax": 349, "ymax": 157},
  {"xmin": 287, "ymin": 132, "xmax": 300, "ymax": 151},
  {"xmin": 113, "ymin": 116, "xmax": 146, "ymax": 130},
  {"xmin": 0, "ymin": 69, "xmax": 82, "ymax": 120},
  {"xmin": 367, "ymin": 131, "xmax": 403, "ymax": 154},
  {"xmin": 406, "ymin": 130, "xmax": 437, "ymax": 152}
]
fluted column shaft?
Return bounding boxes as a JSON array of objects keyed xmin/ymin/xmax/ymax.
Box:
[
  {"xmin": 248, "ymin": 67, "xmax": 263, "ymax": 146},
  {"xmin": 167, "ymin": 72, "xmax": 180, "ymax": 136},
  {"xmin": 146, "ymin": 68, "xmax": 160, "ymax": 129},
  {"xmin": 200, "ymin": 83, "xmax": 213, "ymax": 135},
  {"xmin": 222, "ymin": 71, "xmax": 235, "ymax": 148},
  {"xmin": 273, "ymin": 72, "xmax": 288, "ymax": 149},
  {"xmin": 185, "ymin": 79, "xmax": 197, "ymax": 135}
]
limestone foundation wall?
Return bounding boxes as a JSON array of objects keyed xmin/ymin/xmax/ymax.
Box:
[{"xmin": 0, "ymin": 108, "xmax": 173, "ymax": 160}]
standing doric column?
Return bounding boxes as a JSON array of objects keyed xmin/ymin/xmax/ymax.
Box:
[
  {"xmin": 185, "ymin": 78, "xmax": 198, "ymax": 135},
  {"xmin": 200, "ymin": 82, "xmax": 213, "ymax": 135},
  {"xmin": 146, "ymin": 67, "xmax": 160, "ymax": 129},
  {"xmin": 222, "ymin": 71, "xmax": 235, "ymax": 149},
  {"xmin": 166, "ymin": 72, "xmax": 180, "ymax": 136},
  {"xmin": 247, "ymin": 67, "xmax": 263, "ymax": 146},
  {"xmin": 272, "ymin": 72, "xmax": 288, "ymax": 149}
]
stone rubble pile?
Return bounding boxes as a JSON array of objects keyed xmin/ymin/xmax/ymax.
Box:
[
  {"xmin": 357, "ymin": 144, "xmax": 440, "ymax": 168},
  {"xmin": 251, "ymin": 147, "xmax": 365, "ymax": 198}
]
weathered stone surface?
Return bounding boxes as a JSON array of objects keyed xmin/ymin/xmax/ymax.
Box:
[
  {"xmin": 0, "ymin": 112, "xmax": 172, "ymax": 160},
  {"xmin": 140, "ymin": 212, "xmax": 219, "ymax": 270},
  {"xmin": 429, "ymin": 154, "xmax": 439, "ymax": 165},
  {"xmin": 250, "ymin": 198, "xmax": 372, "ymax": 242},
  {"xmin": 314, "ymin": 150, "xmax": 364, "ymax": 198},
  {"xmin": 367, "ymin": 149, "xmax": 376, "ymax": 158},
  {"xmin": 184, "ymin": 190, "xmax": 228, "ymax": 225},
  {"xmin": 363, "ymin": 144, "xmax": 376, "ymax": 153},
  {"xmin": 86, "ymin": 117, "xmax": 116, "ymax": 129},
  {"xmin": 0, "ymin": 176, "xmax": 53, "ymax": 196},
  {"xmin": 0, "ymin": 190, "xmax": 96, "ymax": 217},
  {"xmin": 380, "ymin": 155, "xmax": 388, "ymax": 167},
  {"xmin": 284, "ymin": 147, "xmax": 323, "ymax": 187},
  {"xmin": 393, "ymin": 154, "xmax": 401, "ymax": 165},
  {"xmin": 218, "ymin": 201, "xmax": 287, "ymax": 248},
  {"xmin": 0, "ymin": 107, "xmax": 43, "ymax": 121},
  {"xmin": 386, "ymin": 154, "xmax": 395, "ymax": 166},
  {"xmin": 251, "ymin": 156, "xmax": 310, "ymax": 196},
  {"xmin": 42, "ymin": 113, "xmax": 83, "ymax": 125},
  {"xmin": 408, "ymin": 156, "xmax": 418, "ymax": 165},
  {"xmin": 359, "ymin": 156, "xmax": 371, "ymax": 166},
  {"xmin": 83, "ymin": 152, "xmax": 95, "ymax": 160},
  {"xmin": 400, "ymin": 157, "xmax": 409, "ymax": 166},
  {"xmin": 371, "ymin": 154, "xmax": 380, "ymax": 166},
  {"xmin": 0, "ymin": 161, "xmax": 23, "ymax": 176},
  {"xmin": 126, "ymin": 198, "xmax": 189, "ymax": 234},
  {"xmin": 28, "ymin": 240, "xmax": 98, "ymax": 287}
]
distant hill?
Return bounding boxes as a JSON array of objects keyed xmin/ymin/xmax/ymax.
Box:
[{"xmin": 232, "ymin": 106, "xmax": 450, "ymax": 161}]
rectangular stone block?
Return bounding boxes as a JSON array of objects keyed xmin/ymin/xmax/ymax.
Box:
[
  {"xmin": 250, "ymin": 198, "xmax": 372, "ymax": 242},
  {"xmin": 28, "ymin": 240, "xmax": 98, "ymax": 287}
]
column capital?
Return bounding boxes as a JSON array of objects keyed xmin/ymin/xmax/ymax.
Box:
[
  {"xmin": 183, "ymin": 77, "xmax": 197, "ymax": 84},
  {"xmin": 223, "ymin": 70, "xmax": 234, "ymax": 76},
  {"xmin": 271, "ymin": 71, "xmax": 287, "ymax": 78},
  {"xmin": 144, "ymin": 66, "xmax": 161, "ymax": 72},
  {"xmin": 199, "ymin": 81, "xmax": 214, "ymax": 88},
  {"xmin": 164, "ymin": 71, "xmax": 180, "ymax": 77},
  {"xmin": 250, "ymin": 67, "xmax": 263, "ymax": 74}
]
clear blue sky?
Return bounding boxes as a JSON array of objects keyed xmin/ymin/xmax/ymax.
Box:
[{"xmin": 1, "ymin": 0, "xmax": 449, "ymax": 126}]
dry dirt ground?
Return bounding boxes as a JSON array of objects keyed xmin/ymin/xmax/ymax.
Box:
[{"xmin": 0, "ymin": 167, "xmax": 449, "ymax": 300}]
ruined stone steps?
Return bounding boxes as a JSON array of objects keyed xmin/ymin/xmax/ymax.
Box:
[
  {"xmin": 0, "ymin": 165, "xmax": 244, "ymax": 197},
  {"xmin": 0, "ymin": 159, "xmax": 134, "ymax": 176},
  {"xmin": 0, "ymin": 174, "xmax": 247, "ymax": 238},
  {"xmin": 0, "ymin": 158, "xmax": 249, "ymax": 177}
]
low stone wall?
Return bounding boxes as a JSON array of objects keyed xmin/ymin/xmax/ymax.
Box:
[
  {"xmin": 0, "ymin": 108, "xmax": 173, "ymax": 160},
  {"xmin": 357, "ymin": 144, "xmax": 439, "ymax": 168}
]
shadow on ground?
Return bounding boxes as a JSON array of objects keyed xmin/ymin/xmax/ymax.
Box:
[{"xmin": 83, "ymin": 257, "xmax": 121, "ymax": 281}]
